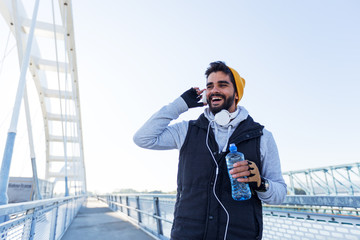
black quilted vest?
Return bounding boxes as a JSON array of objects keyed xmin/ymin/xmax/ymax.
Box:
[{"xmin": 171, "ymin": 113, "xmax": 264, "ymax": 240}]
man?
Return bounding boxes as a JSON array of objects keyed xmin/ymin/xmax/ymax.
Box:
[{"xmin": 133, "ymin": 61, "xmax": 287, "ymax": 240}]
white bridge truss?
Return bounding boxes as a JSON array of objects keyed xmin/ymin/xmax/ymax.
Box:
[
  {"xmin": 0, "ymin": 0, "xmax": 86, "ymax": 197},
  {"xmin": 283, "ymin": 162, "xmax": 360, "ymax": 196}
]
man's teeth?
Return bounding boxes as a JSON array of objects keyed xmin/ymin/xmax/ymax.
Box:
[{"xmin": 212, "ymin": 97, "xmax": 222, "ymax": 101}]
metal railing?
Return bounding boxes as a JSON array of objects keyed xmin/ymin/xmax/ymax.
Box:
[
  {"xmin": 98, "ymin": 194, "xmax": 174, "ymax": 239},
  {"xmin": 0, "ymin": 195, "xmax": 85, "ymax": 240},
  {"xmin": 100, "ymin": 194, "xmax": 360, "ymax": 240}
]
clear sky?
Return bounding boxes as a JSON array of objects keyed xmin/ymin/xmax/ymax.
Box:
[{"xmin": 1, "ymin": 0, "xmax": 359, "ymax": 194}]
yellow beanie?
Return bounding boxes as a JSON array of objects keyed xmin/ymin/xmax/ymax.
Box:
[{"xmin": 228, "ymin": 66, "xmax": 245, "ymax": 105}]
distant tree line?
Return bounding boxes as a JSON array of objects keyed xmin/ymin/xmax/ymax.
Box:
[{"xmin": 112, "ymin": 188, "xmax": 177, "ymax": 194}]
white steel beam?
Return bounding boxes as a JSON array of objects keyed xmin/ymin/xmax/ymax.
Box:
[
  {"xmin": 48, "ymin": 156, "xmax": 80, "ymax": 162},
  {"xmin": 47, "ymin": 113, "xmax": 77, "ymax": 122},
  {"xmin": 22, "ymin": 18, "xmax": 65, "ymax": 39},
  {"xmin": 44, "ymin": 89, "xmax": 73, "ymax": 99},
  {"xmin": 33, "ymin": 57, "xmax": 68, "ymax": 72},
  {"xmin": 48, "ymin": 135, "xmax": 78, "ymax": 143}
]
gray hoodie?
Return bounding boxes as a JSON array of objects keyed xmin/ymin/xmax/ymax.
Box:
[{"xmin": 133, "ymin": 97, "xmax": 287, "ymax": 205}]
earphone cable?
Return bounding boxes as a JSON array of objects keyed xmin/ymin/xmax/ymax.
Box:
[{"xmin": 206, "ymin": 121, "xmax": 230, "ymax": 240}]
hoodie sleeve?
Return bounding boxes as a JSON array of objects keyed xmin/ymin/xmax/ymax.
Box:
[
  {"xmin": 256, "ymin": 130, "xmax": 287, "ymax": 205},
  {"xmin": 133, "ymin": 97, "xmax": 189, "ymax": 150}
]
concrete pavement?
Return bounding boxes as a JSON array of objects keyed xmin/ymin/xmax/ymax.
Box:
[{"xmin": 61, "ymin": 197, "xmax": 154, "ymax": 240}]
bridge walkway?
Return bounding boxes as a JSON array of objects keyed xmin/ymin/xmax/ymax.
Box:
[{"xmin": 61, "ymin": 197, "xmax": 154, "ymax": 240}]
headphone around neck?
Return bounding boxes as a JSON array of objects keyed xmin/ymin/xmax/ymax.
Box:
[{"xmin": 214, "ymin": 109, "xmax": 237, "ymax": 126}]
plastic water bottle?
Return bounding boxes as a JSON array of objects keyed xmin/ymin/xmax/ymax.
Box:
[{"xmin": 225, "ymin": 143, "xmax": 251, "ymax": 201}]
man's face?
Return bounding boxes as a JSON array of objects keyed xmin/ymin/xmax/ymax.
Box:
[{"xmin": 206, "ymin": 71, "xmax": 238, "ymax": 115}]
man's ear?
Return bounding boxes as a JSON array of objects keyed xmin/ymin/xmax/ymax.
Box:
[{"xmin": 235, "ymin": 91, "xmax": 239, "ymax": 101}]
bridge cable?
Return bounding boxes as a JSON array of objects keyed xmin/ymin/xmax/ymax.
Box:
[
  {"xmin": 0, "ymin": 30, "xmax": 16, "ymax": 130},
  {"xmin": 63, "ymin": 4, "xmax": 78, "ymax": 195},
  {"xmin": 62, "ymin": 2, "xmax": 71, "ymax": 196},
  {"xmin": 51, "ymin": 0, "xmax": 69, "ymax": 196},
  {"xmin": 62, "ymin": 3, "xmax": 79, "ymax": 195},
  {"xmin": 0, "ymin": 30, "xmax": 10, "ymax": 77}
]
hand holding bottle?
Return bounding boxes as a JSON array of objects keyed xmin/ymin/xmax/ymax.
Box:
[
  {"xmin": 226, "ymin": 144, "xmax": 251, "ymax": 201},
  {"xmin": 229, "ymin": 160, "xmax": 261, "ymax": 188}
]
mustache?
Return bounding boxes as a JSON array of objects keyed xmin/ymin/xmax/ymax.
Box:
[{"xmin": 209, "ymin": 93, "xmax": 225, "ymax": 99}]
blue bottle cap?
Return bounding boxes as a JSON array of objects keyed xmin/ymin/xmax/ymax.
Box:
[{"xmin": 229, "ymin": 143, "xmax": 237, "ymax": 152}]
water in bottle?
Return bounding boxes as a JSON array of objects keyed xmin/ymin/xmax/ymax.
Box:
[{"xmin": 225, "ymin": 143, "xmax": 251, "ymax": 201}]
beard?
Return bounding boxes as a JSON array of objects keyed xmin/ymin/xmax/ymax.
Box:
[{"xmin": 208, "ymin": 92, "xmax": 236, "ymax": 115}]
